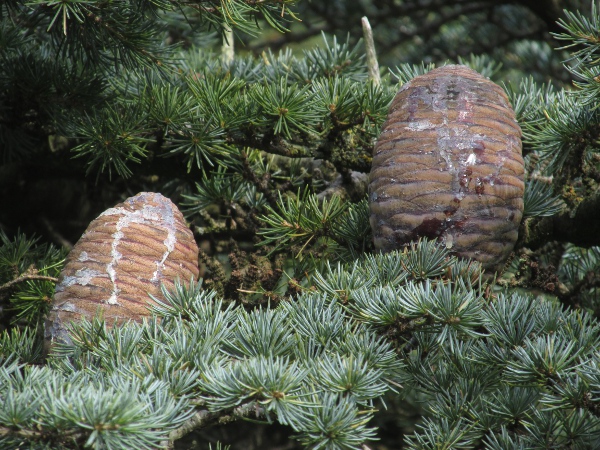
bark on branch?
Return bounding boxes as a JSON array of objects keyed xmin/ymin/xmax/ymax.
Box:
[
  {"xmin": 0, "ymin": 271, "xmax": 58, "ymax": 296},
  {"xmin": 165, "ymin": 402, "xmax": 265, "ymax": 448}
]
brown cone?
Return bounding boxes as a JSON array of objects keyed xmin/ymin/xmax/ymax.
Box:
[
  {"xmin": 46, "ymin": 192, "xmax": 199, "ymax": 347},
  {"xmin": 369, "ymin": 65, "xmax": 524, "ymax": 272}
]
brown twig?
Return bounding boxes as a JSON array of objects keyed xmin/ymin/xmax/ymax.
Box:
[
  {"xmin": 0, "ymin": 402, "xmax": 266, "ymax": 449},
  {"xmin": 0, "ymin": 272, "xmax": 59, "ymax": 295},
  {"xmin": 165, "ymin": 401, "xmax": 265, "ymax": 449},
  {"xmin": 0, "ymin": 424, "xmax": 85, "ymax": 444}
]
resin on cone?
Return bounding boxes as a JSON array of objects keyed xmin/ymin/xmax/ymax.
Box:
[
  {"xmin": 46, "ymin": 192, "xmax": 199, "ymax": 346},
  {"xmin": 369, "ymin": 65, "xmax": 524, "ymax": 271}
]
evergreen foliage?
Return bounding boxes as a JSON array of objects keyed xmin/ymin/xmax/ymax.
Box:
[
  {"xmin": 1, "ymin": 0, "xmax": 600, "ymax": 449},
  {"xmin": 3, "ymin": 243, "xmax": 600, "ymax": 448},
  {"xmin": 0, "ymin": 231, "xmax": 65, "ymax": 327}
]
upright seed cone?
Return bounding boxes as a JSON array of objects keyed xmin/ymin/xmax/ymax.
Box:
[
  {"xmin": 369, "ymin": 65, "xmax": 524, "ymax": 271},
  {"xmin": 45, "ymin": 192, "xmax": 199, "ymax": 348}
]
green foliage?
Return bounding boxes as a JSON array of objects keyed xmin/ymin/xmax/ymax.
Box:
[
  {"xmin": 526, "ymin": 88, "xmax": 599, "ymax": 174},
  {"xmin": 0, "ymin": 327, "xmax": 41, "ymax": 364},
  {"xmin": 0, "ymin": 0, "xmax": 301, "ymax": 163},
  {"xmin": 555, "ymin": 2, "xmax": 600, "ymax": 105},
  {"xmin": 3, "ymin": 242, "xmax": 600, "ymax": 448},
  {"xmin": 523, "ymin": 179, "xmax": 565, "ymax": 217},
  {"xmin": 46, "ymin": 33, "xmax": 392, "ymax": 181},
  {"xmin": 71, "ymin": 104, "xmax": 152, "ymax": 179},
  {"xmin": 390, "ymin": 54, "xmax": 501, "ymax": 86},
  {"xmin": 0, "ymin": 356, "xmax": 192, "ymax": 449},
  {"xmin": 295, "ymin": 393, "xmax": 377, "ymax": 450},
  {"xmin": 0, "ymin": 231, "xmax": 65, "ymax": 327},
  {"xmin": 183, "ymin": 167, "xmax": 252, "ymax": 214},
  {"xmin": 252, "ymin": 79, "xmax": 320, "ymax": 139},
  {"xmin": 3, "ymin": 1, "xmax": 600, "ymax": 449},
  {"xmin": 558, "ymin": 245, "xmax": 600, "ymax": 312},
  {"xmin": 258, "ymin": 190, "xmax": 372, "ymax": 262},
  {"xmin": 507, "ymin": 7, "xmax": 600, "ymax": 181},
  {"xmin": 390, "ymin": 62, "xmax": 437, "ymax": 85},
  {"xmin": 0, "ymin": 277, "xmax": 401, "ymax": 448}
]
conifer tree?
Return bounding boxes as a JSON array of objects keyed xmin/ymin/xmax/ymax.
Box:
[{"xmin": 1, "ymin": 1, "xmax": 600, "ymax": 449}]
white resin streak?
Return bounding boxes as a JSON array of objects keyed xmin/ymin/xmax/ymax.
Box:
[
  {"xmin": 152, "ymin": 204, "xmax": 177, "ymax": 283},
  {"xmin": 106, "ymin": 229, "xmax": 123, "ymax": 305},
  {"xmin": 405, "ymin": 120, "xmax": 436, "ymax": 131},
  {"xmin": 99, "ymin": 199, "xmax": 177, "ymax": 306}
]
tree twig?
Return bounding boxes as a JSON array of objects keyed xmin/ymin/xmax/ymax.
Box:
[
  {"xmin": 361, "ymin": 17, "xmax": 380, "ymax": 87},
  {"xmin": 222, "ymin": 26, "xmax": 234, "ymax": 64},
  {"xmin": 0, "ymin": 424, "xmax": 85, "ymax": 443},
  {"xmin": 0, "ymin": 272, "xmax": 59, "ymax": 295},
  {"xmin": 165, "ymin": 402, "xmax": 265, "ymax": 448}
]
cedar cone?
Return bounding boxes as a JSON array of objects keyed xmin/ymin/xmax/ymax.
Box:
[
  {"xmin": 369, "ymin": 65, "xmax": 524, "ymax": 271},
  {"xmin": 46, "ymin": 192, "xmax": 199, "ymax": 347}
]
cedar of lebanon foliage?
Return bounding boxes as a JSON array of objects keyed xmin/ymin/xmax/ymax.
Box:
[{"xmin": 1, "ymin": 1, "xmax": 600, "ymax": 449}]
